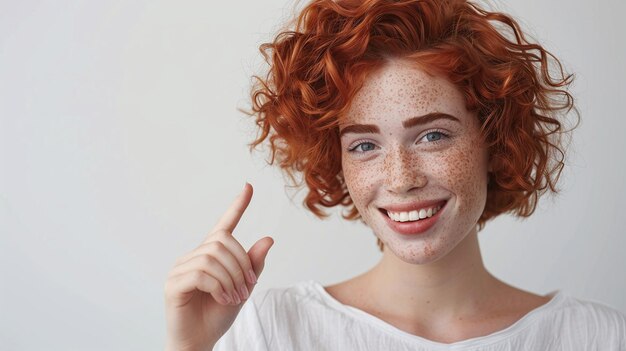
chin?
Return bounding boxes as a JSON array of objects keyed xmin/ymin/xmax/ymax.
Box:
[{"xmin": 383, "ymin": 240, "xmax": 455, "ymax": 265}]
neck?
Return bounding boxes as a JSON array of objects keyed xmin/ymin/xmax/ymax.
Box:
[{"xmin": 362, "ymin": 227, "xmax": 502, "ymax": 322}]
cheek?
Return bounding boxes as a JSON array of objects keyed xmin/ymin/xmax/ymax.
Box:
[
  {"xmin": 342, "ymin": 158, "xmax": 378, "ymax": 207},
  {"xmin": 435, "ymin": 139, "xmax": 488, "ymax": 207}
]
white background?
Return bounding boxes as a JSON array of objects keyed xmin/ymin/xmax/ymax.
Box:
[{"xmin": 1, "ymin": 0, "xmax": 625, "ymax": 349}]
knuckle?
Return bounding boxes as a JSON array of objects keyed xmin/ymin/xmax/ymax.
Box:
[
  {"xmin": 190, "ymin": 270, "xmax": 205, "ymax": 282},
  {"xmin": 236, "ymin": 255, "xmax": 252, "ymax": 274},
  {"xmin": 209, "ymin": 240, "xmax": 227, "ymax": 252},
  {"xmin": 233, "ymin": 269, "xmax": 245, "ymax": 282},
  {"xmin": 165, "ymin": 272, "xmax": 178, "ymax": 285},
  {"xmin": 213, "ymin": 229, "xmax": 231, "ymax": 240},
  {"xmin": 200, "ymin": 240, "xmax": 219, "ymax": 253},
  {"xmin": 164, "ymin": 277, "xmax": 182, "ymax": 298},
  {"xmin": 196, "ymin": 242, "xmax": 213, "ymax": 252},
  {"xmin": 201, "ymin": 254, "xmax": 217, "ymax": 267}
]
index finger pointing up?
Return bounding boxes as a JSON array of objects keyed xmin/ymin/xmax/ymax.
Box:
[{"xmin": 211, "ymin": 182, "xmax": 253, "ymax": 235}]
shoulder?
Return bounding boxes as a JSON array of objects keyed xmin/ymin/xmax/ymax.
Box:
[
  {"xmin": 559, "ymin": 294, "xmax": 626, "ymax": 326},
  {"xmin": 558, "ymin": 293, "xmax": 624, "ymax": 316},
  {"xmin": 543, "ymin": 293, "xmax": 626, "ymax": 346}
]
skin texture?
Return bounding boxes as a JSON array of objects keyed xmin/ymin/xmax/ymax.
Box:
[
  {"xmin": 340, "ymin": 59, "xmax": 490, "ymax": 265},
  {"xmin": 327, "ymin": 59, "xmax": 552, "ymax": 343}
]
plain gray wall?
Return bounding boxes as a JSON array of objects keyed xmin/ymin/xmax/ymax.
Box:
[{"xmin": 1, "ymin": 0, "xmax": 625, "ymax": 349}]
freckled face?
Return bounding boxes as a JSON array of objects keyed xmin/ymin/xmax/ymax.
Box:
[{"xmin": 339, "ymin": 60, "xmax": 490, "ymax": 264}]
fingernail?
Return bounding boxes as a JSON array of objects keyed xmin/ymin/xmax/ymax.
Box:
[
  {"xmin": 248, "ymin": 269, "xmax": 257, "ymax": 285},
  {"xmin": 222, "ymin": 292, "xmax": 232, "ymax": 304},
  {"xmin": 240, "ymin": 285, "xmax": 249, "ymax": 300},
  {"xmin": 233, "ymin": 291, "xmax": 242, "ymax": 304}
]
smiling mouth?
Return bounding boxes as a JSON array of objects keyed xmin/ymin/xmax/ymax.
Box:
[
  {"xmin": 377, "ymin": 200, "xmax": 448, "ymax": 222},
  {"xmin": 377, "ymin": 200, "xmax": 448, "ymax": 235}
]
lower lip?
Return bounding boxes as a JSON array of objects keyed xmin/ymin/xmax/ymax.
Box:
[{"xmin": 380, "ymin": 201, "xmax": 447, "ymax": 236}]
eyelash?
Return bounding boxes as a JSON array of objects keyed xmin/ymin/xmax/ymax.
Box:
[{"xmin": 347, "ymin": 129, "xmax": 450, "ymax": 154}]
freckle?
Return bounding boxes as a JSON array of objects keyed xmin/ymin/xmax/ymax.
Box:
[{"xmin": 423, "ymin": 244, "xmax": 434, "ymax": 257}]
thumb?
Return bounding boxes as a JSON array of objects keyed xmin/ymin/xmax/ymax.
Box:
[{"xmin": 247, "ymin": 236, "xmax": 274, "ymax": 278}]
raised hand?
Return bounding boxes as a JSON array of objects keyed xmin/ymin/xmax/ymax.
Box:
[{"xmin": 164, "ymin": 183, "xmax": 274, "ymax": 351}]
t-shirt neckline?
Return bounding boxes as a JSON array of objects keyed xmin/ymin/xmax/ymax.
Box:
[{"xmin": 306, "ymin": 280, "xmax": 564, "ymax": 348}]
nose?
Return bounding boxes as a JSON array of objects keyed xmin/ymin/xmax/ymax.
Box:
[{"xmin": 383, "ymin": 145, "xmax": 428, "ymax": 194}]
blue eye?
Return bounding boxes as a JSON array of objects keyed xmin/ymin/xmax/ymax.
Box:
[
  {"xmin": 424, "ymin": 131, "xmax": 445, "ymax": 142},
  {"xmin": 349, "ymin": 142, "xmax": 376, "ymax": 153},
  {"xmin": 347, "ymin": 130, "xmax": 449, "ymax": 154}
]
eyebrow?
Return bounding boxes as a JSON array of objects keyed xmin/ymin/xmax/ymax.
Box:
[{"xmin": 338, "ymin": 112, "xmax": 460, "ymax": 137}]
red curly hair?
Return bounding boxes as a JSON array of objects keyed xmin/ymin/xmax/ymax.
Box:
[{"xmin": 242, "ymin": 0, "xmax": 579, "ymax": 251}]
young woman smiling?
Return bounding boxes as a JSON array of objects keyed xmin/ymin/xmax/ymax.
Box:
[{"xmin": 164, "ymin": 0, "xmax": 626, "ymax": 349}]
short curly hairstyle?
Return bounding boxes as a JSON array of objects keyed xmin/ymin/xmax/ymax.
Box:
[{"xmin": 242, "ymin": 0, "xmax": 579, "ymax": 250}]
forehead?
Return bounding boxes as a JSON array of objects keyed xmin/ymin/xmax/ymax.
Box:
[{"xmin": 343, "ymin": 60, "xmax": 468, "ymax": 124}]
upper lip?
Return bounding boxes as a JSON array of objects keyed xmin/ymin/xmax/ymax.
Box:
[{"xmin": 379, "ymin": 199, "xmax": 448, "ymax": 213}]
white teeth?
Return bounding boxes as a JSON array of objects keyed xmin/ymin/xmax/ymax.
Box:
[
  {"xmin": 387, "ymin": 204, "xmax": 443, "ymax": 223},
  {"xmin": 418, "ymin": 208, "xmax": 427, "ymax": 219}
]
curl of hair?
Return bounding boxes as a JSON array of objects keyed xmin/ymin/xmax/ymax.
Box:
[{"xmin": 241, "ymin": 0, "xmax": 579, "ymax": 251}]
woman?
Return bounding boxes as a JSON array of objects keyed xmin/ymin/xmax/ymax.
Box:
[{"xmin": 164, "ymin": 0, "xmax": 626, "ymax": 349}]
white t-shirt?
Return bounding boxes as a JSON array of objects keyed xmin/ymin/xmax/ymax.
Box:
[{"xmin": 213, "ymin": 280, "xmax": 626, "ymax": 350}]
